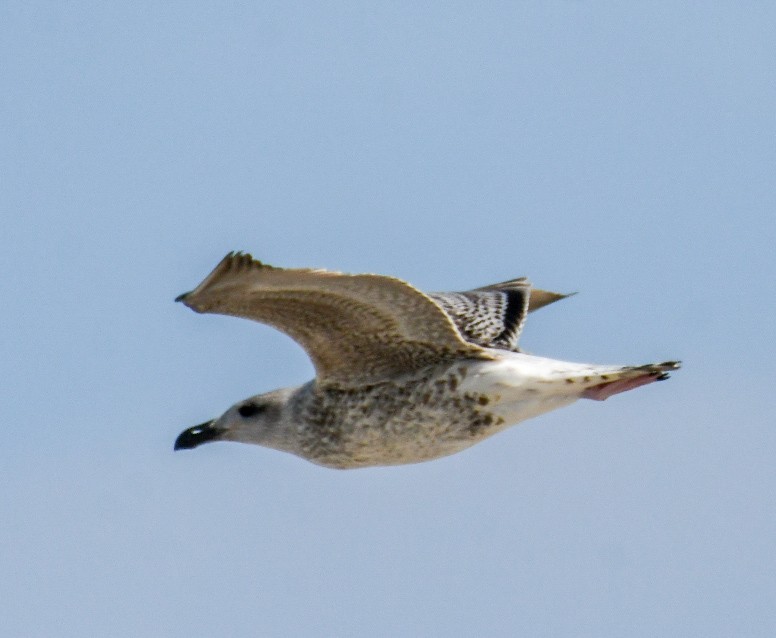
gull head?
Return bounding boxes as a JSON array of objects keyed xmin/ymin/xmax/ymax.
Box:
[{"xmin": 174, "ymin": 387, "xmax": 296, "ymax": 452}]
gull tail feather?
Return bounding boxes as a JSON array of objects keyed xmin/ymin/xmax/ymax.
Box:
[{"xmin": 572, "ymin": 361, "xmax": 681, "ymax": 401}]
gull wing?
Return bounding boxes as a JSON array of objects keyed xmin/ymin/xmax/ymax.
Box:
[
  {"xmin": 176, "ymin": 253, "xmax": 490, "ymax": 386},
  {"xmin": 429, "ymin": 278, "xmax": 573, "ymax": 352}
]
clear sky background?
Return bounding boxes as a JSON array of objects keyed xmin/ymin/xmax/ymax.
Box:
[{"xmin": 2, "ymin": 2, "xmax": 774, "ymax": 636}]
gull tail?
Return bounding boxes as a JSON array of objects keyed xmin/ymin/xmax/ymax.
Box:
[{"xmin": 575, "ymin": 361, "xmax": 681, "ymax": 401}]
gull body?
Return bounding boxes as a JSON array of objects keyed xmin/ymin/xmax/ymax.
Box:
[{"xmin": 174, "ymin": 253, "xmax": 679, "ymax": 469}]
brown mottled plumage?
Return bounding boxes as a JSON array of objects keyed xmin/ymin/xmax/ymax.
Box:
[
  {"xmin": 176, "ymin": 252, "xmax": 491, "ymax": 386},
  {"xmin": 174, "ymin": 253, "xmax": 680, "ymax": 468}
]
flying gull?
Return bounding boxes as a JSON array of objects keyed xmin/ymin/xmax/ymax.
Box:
[{"xmin": 174, "ymin": 253, "xmax": 680, "ymax": 468}]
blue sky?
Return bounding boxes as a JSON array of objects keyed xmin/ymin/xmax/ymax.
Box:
[{"xmin": 2, "ymin": 2, "xmax": 774, "ymax": 636}]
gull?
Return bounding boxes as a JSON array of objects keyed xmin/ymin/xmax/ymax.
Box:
[{"xmin": 174, "ymin": 253, "xmax": 680, "ymax": 469}]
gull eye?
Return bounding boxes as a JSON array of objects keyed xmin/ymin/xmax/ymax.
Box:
[{"xmin": 238, "ymin": 403, "xmax": 264, "ymax": 418}]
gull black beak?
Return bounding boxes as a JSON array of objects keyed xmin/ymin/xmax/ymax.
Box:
[{"xmin": 174, "ymin": 420, "xmax": 223, "ymax": 451}]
